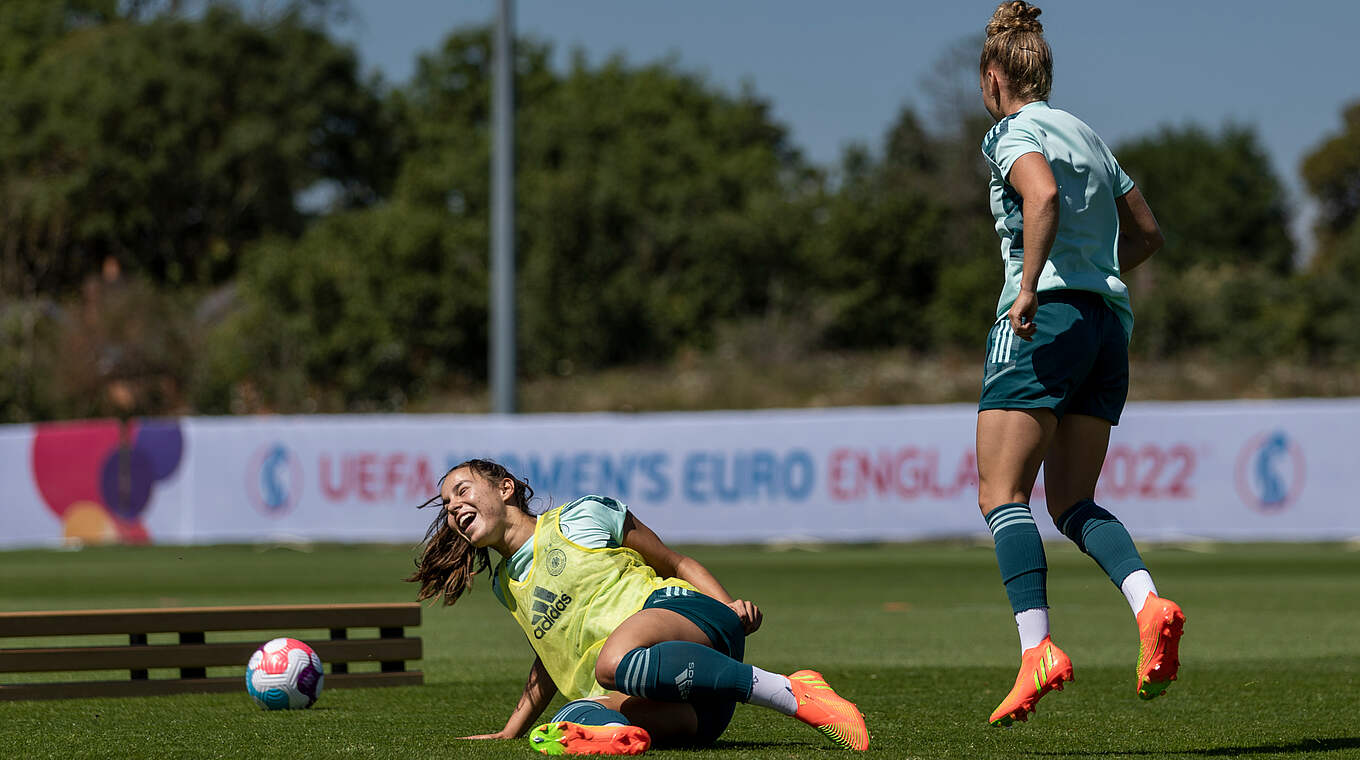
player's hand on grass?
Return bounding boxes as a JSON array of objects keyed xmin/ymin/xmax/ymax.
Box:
[
  {"xmin": 727, "ymin": 599, "xmax": 763, "ymax": 634},
  {"xmin": 460, "ymin": 731, "xmax": 515, "ymax": 740}
]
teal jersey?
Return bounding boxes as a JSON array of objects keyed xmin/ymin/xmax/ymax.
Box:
[{"xmin": 981, "ymin": 101, "xmax": 1137, "ymax": 338}]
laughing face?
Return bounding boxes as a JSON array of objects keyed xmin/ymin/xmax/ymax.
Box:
[{"xmin": 440, "ymin": 466, "xmax": 516, "ymax": 548}]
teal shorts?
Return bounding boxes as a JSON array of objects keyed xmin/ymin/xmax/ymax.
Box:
[
  {"xmin": 642, "ymin": 587, "xmax": 745, "ymax": 661},
  {"xmin": 978, "ymin": 289, "xmax": 1130, "ymax": 424},
  {"xmin": 642, "ymin": 587, "xmax": 745, "ymax": 745}
]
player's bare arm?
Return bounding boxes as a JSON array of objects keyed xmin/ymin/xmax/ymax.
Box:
[
  {"xmin": 1006, "ymin": 151, "xmax": 1060, "ymax": 341},
  {"xmin": 621, "ymin": 512, "xmax": 763, "ymax": 634},
  {"xmin": 463, "ymin": 655, "xmax": 558, "ymax": 740},
  {"xmin": 1115, "ymin": 187, "xmax": 1164, "ymax": 272}
]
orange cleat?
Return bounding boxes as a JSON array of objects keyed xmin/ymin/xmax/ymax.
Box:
[
  {"xmin": 1136, "ymin": 592, "xmax": 1185, "ymax": 700},
  {"xmin": 988, "ymin": 636, "xmax": 1074, "ymax": 726},
  {"xmin": 788, "ymin": 669, "xmax": 870, "ymax": 750},
  {"xmin": 527, "ymin": 721, "xmax": 651, "ymax": 756}
]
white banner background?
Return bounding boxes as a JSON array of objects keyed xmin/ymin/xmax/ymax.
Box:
[{"xmin": 1, "ymin": 400, "xmax": 1354, "ymax": 548}]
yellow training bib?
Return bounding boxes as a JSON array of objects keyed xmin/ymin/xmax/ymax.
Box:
[{"xmin": 494, "ymin": 505, "xmax": 696, "ymax": 699}]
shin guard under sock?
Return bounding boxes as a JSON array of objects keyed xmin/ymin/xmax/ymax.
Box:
[
  {"xmin": 615, "ymin": 641, "xmax": 753, "ymax": 703},
  {"xmin": 985, "ymin": 502, "xmax": 1049, "ymax": 614},
  {"xmin": 1055, "ymin": 499, "xmax": 1147, "ymax": 587}
]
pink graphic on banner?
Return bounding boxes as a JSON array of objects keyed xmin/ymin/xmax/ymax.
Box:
[{"xmin": 30, "ymin": 419, "xmax": 184, "ymax": 545}]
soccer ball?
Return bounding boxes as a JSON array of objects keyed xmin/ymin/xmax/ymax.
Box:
[{"xmin": 245, "ymin": 637, "xmax": 324, "ymax": 709}]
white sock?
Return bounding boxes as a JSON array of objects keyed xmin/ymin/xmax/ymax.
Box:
[
  {"xmin": 747, "ymin": 666, "xmax": 797, "ymax": 715},
  {"xmin": 1121, "ymin": 570, "xmax": 1158, "ymax": 616},
  {"xmin": 1015, "ymin": 608, "xmax": 1050, "ymax": 652}
]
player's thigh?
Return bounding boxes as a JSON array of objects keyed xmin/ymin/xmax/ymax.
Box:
[
  {"xmin": 596, "ymin": 608, "xmax": 712, "ymax": 686},
  {"xmin": 976, "ymin": 407, "xmax": 1057, "ymax": 513},
  {"xmin": 1042, "ymin": 413, "xmax": 1112, "ymax": 522}
]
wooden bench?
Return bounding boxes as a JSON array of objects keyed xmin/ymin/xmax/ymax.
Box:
[{"xmin": 0, "ymin": 602, "xmax": 423, "ymax": 701}]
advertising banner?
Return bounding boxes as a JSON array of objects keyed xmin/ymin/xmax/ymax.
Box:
[
  {"xmin": 3, "ymin": 419, "xmax": 187, "ymax": 548},
  {"xmin": 1, "ymin": 400, "xmax": 1356, "ymax": 548}
]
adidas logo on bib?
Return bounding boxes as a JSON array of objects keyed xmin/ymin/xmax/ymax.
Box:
[{"xmin": 529, "ymin": 586, "xmax": 573, "ymax": 639}]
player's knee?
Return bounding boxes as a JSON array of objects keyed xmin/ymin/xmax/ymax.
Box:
[{"xmin": 594, "ymin": 652, "xmax": 621, "ymax": 690}]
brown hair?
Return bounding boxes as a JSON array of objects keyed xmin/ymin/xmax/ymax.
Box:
[
  {"xmin": 405, "ymin": 459, "xmax": 535, "ymax": 606},
  {"xmin": 980, "ymin": 1, "xmax": 1053, "ymax": 103}
]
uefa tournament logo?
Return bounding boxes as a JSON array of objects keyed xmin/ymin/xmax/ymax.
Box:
[
  {"xmin": 248, "ymin": 443, "xmax": 302, "ymax": 517},
  {"xmin": 1234, "ymin": 430, "xmax": 1304, "ymax": 515}
]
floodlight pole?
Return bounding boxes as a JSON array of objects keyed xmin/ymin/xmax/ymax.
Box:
[{"xmin": 490, "ymin": 0, "xmax": 516, "ymax": 413}]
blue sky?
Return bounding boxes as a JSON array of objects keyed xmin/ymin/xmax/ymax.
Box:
[{"xmin": 335, "ymin": 1, "xmax": 1359, "ymax": 254}]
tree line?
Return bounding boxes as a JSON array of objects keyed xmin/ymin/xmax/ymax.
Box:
[{"xmin": 2, "ymin": 1, "xmax": 1357, "ymax": 422}]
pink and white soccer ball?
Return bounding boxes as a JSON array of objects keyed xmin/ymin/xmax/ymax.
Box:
[{"xmin": 245, "ymin": 637, "xmax": 324, "ymax": 709}]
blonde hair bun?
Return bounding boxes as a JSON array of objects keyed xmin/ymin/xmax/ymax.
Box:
[{"xmin": 986, "ymin": 1, "xmax": 1044, "ymax": 37}]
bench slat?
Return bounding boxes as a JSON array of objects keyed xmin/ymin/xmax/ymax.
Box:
[
  {"xmin": 0, "ymin": 603, "xmax": 420, "ymax": 638},
  {"xmin": 0, "ymin": 671, "xmax": 423, "ymax": 701},
  {"xmin": 2, "ymin": 637, "xmax": 422, "ymax": 674}
]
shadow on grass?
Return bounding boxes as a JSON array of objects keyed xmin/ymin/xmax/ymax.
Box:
[
  {"xmin": 708, "ymin": 740, "xmax": 846, "ymax": 752},
  {"xmin": 1033, "ymin": 736, "xmax": 1360, "ymax": 757}
]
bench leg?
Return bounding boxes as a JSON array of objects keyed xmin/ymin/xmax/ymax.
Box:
[
  {"xmin": 330, "ymin": 628, "xmax": 348, "ymax": 674},
  {"xmin": 179, "ymin": 631, "xmax": 206, "ymax": 679},
  {"xmin": 129, "ymin": 633, "xmax": 149, "ymax": 680},
  {"xmin": 380, "ymin": 626, "xmax": 404, "ymax": 673}
]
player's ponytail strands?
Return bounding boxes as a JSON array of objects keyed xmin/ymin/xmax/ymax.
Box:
[
  {"xmin": 980, "ymin": 1, "xmax": 1053, "ymax": 103},
  {"xmin": 407, "ymin": 506, "xmax": 488, "ymax": 606},
  {"xmin": 405, "ymin": 459, "xmax": 536, "ymax": 606}
]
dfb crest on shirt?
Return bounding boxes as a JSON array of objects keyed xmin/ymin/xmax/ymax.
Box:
[{"xmin": 547, "ymin": 548, "xmax": 568, "ymax": 576}]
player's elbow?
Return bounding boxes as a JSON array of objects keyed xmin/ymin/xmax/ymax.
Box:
[
  {"xmin": 1027, "ymin": 186, "xmax": 1060, "ymax": 213},
  {"xmin": 1145, "ymin": 227, "xmax": 1165, "ymax": 256}
]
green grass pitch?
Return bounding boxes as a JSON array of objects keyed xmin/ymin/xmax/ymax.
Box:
[{"xmin": 2, "ymin": 541, "xmax": 1357, "ymax": 759}]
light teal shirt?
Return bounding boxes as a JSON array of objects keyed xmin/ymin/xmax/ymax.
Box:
[
  {"xmin": 491, "ymin": 495, "xmax": 629, "ymax": 607},
  {"xmin": 981, "ymin": 101, "xmax": 1137, "ymax": 337}
]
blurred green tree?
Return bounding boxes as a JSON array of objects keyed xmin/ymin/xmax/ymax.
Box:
[
  {"xmin": 1302, "ymin": 100, "xmax": 1360, "ymax": 267},
  {"xmin": 513, "ymin": 53, "xmax": 811, "ymax": 371},
  {"xmin": 1298, "ymin": 103, "xmax": 1360, "ymax": 362},
  {"xmin": 1116, "ymin": 124, "xmax": 1294, "ymax": 275},
  {"xmin": 802, "ymin": 104, "xmax": 998, "ymax": 354},
  {"xmin": 198, "ymin": 202, "xmax": 486, "ymax": 412},
  {"xmin": 0, "ymin": 2, "xmax": 389, "ymax": 296},
  {"xmin": 1112, "ymin": 124, "xmax": 1296, "ymax": 358},
  {"xmin": 220, "ymin": 29, "xmax": 813, "ymax": 409}
]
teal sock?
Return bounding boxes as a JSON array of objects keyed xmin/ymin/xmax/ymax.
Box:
[
  {"xmin": 1055, "ymin": 499, "xmax": 1147, "ymax": 586},
  {"xmin": 985, "ymin": 503, "xmax": 1048, "ymax": 614},
  {"xmin": 551, "ymin": 698, "xmax": 629, "ymax": 726},
  {"xmin": 615, "ymin": 642, "xmax": 753, "ymax": 703}
]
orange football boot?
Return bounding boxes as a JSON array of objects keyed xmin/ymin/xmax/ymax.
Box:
[
  {"xmin": 988, "ymin": 636, "xmax": 1074, "ymax": 726},
  {"xmin": 1136, "ymin": 592, "xmax": 1185, "ymax": 700},
  {"xmin": 527, "ymin": 721, "xmax": 651, "ymax": 756},
  {"xmin": 788, "ymin": 669, "xmax": 870, "ymax": 750}
]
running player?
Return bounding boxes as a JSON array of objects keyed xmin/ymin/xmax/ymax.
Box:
[
  {"xmin": 972, "ymin": 1, "xmax": 1185, "ymax": 727},
  {"xmin": 407, "ymin": 458, "xmax": 869, "ymax": 754}
]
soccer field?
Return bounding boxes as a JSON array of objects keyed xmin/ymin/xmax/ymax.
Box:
[{"xmin": 1, "ymin": 542, "xmax": 1357, "ymax": 759}]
